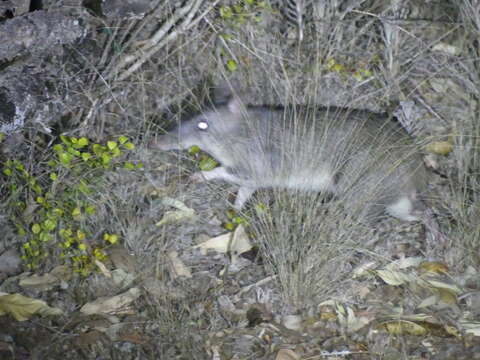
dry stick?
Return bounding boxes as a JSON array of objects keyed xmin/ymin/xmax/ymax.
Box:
[
  {"xmin": 102, "ymin": 15, "xmax": 155, "ymax": 79},
  {"xmin": 109, "ymin": 0, "xmax": 205, "ymax": 80},
  {"xmin": 142, "ymin": 0, "xmax": 202, "ymax": 51},
  {"xmin": 114, "ymin": 0, "xmax": 220, "ymax": 82},
  {"xmin": 102, "ymin": 1, "xmax": 169, "ymax": 76},
  {"xmin": 101, "ymin": 18, "xmax": 138, "ymax": 75},
  {"xmin": 107, "ymin": 1, "xmax": 199, "ymax": 77},
  {"xmin": 115, "ymin": 0, "xmax": 206, "ymax": 81},
  {"xmin": 98, "ymin": 19, "xmax": 121, "ymax": 71}
]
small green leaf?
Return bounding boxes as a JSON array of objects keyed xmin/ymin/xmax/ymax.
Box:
[
  {"xmin": 188, "ymin": 145, "xmax": 201, "ymax": 155},
  {"xmin": 76, "ymin": 230, "xmax": 86, "ymax": 240},
  {"xmin": 360, "ymin": 68, "xmax": 373, "ymax": 77},
  {"xmin": 32, "ymin": 224, "xmax": 41, "ymax": 234},
  {"xmin": 220, "ymin": 5, "xmax": 233, "ymax": 18},
  {"xmin": 199, "ymin": 157, "xmax": 218, "ymax": 171},
  {"xmin": 226, "ymin": 209, "xmax": 236, "ymax": 219},
  {"xmin": 59, "ymin": 152, "xmax": 73, "ymax": 165},
  {"xmin": 81, "ymin": 153, "xmax": 92, "ymax": 161},
  {"xmin": 124, "ymin": 162, "xmax": 135, "ymax": 170},
  {"xmin": 85, "ymin": 205, "xmax": 96, "ymax": 215},
  {"xmin": 101, "ymin": 153, "xmax": 111, "ymax": 165},
  {"xmin": 53, "ymin": 208, "xmax": 64, "ymax": 216},
  {"xmin": 105, "ymin": 234, "xmax": 118, "ymax": 244},
  {"xmin": 352, "ymin": 71, "xmax": 363, "ymax": 81},
  {"xmin": 17, "ymin": 225, "xmax": 26, "ymax": 236},
  {"xmin": 72, "ymin": 207, "xmax": 81, "ymax": 217},
  {"xmin": 136, "ymin": 162, "xmax": 144, "ymax": 169},
  {"xmin": 78, "ymin": 180, "xmax": 90, "ymax": 195},
  {"xmin": 43, "ymin": 219, "xmax": 57, "ymax": 231},
  {"xmin": 60, "ymin": 135, "xmax": 71, "ymax": 146},
  {"xmin": 39, "ymin": 232, "xmax": 52, "ymax": 242},
  {"xmin": 53, "ymin": 144, "xmax": 64, "ymax": 153},
  {"xmin": 77, "ymin": 137, "xmax": 89, "ymax": 147},
  {"xmin": 92, "ymin": 144, "xmax": 103, "ymax": 155},
  {"xmin": 36, "ymin": 196, "xmax": 45, "ymax": 204},
  {"xmin": 124, "ymin": 142, "xmax": 135, "ymax": 150},
  {"xmin": 15, "ymin": 162, "xmax": 25, "ymax": 171},
  {"xmin": 32, "ymin": 184, "xmax": 43, "ymax": 195},
  {"xmin": 59, "ymin": 228, "xmax": 68, "ymax": 238},
  {"xmin": 50, "ymin": 173, "xmax": 57, "ymax": 181},
  {"xmin": 118, "ymin": 135, "xmax": 128, "ymax": 144},
  {"xmin": 233, "ymin": 216, "xmax": 246, "ymax": 224},
  {"xmin": 110, "ymin": 147, "xmax": 121, "ymax": 157},
  {"xmin": 3, "ymin": 168, "xmax": 12, "ymax": 176},
  {"xmin": 226, "ymin": 59, "xmax": 238, "ymax": 72},
  {"xmin": 67, "ymin": 147, "xmax": 81, "ymax": 156},
  {"xmin": 107, "ymin": 141, "xmax": 117, "ymax": 150},
  {"xmin": 224, "ymin": 222, "xmax": 235, "ymax": 231}
]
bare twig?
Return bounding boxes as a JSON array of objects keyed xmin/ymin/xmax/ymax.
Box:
[{"xmin": 108, "ymin": 0, "xmax": 219, "ymax": 82}]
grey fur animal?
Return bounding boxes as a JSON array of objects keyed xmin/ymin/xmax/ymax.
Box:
[{"xmin": 154, "ymin": 97, "xmax": 429, "ymax": 222}]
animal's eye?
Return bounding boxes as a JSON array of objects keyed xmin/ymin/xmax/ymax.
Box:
[{"xmin": 197, "ymin": 121, "xmax": 208, "ymax": 131}]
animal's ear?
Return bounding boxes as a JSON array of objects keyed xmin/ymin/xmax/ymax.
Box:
[{"xmin": 227, "ymin": 96, "xmax": 243, "ymax": 115}]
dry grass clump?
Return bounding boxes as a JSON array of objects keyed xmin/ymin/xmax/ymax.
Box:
[{"xmin": 247, "ymin": 189, "xmax": 367, "ymax": 307}]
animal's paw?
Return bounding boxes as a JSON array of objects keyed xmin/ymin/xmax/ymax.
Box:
[{"xmin": 190, "ymin": 171, "xmax": 206, "ymax": 183}]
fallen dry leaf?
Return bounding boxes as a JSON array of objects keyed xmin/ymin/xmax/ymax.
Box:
[
  {"xmin": 168, "ymin": 251, "xmax": 192, "ymax": 279},
  {"xmin": 459, "ymin": 321, "xmax": 480, "ymax": 337},
  {"xmin": 19, "ymin": 273, "xmax": 60, "ymax": 291},
  {"xmin": 0, "ymin": 293, "xmax": 63, "ymax": 321},
  {"xmin": 80, "ymin": 288, "xmax": 141, "ymax": 315},
  {"xmin": 276, "ymin": 348, "xmax": 301, "ymax": 360},
  {"xmin": 425, "ymin": 141, "xmax": 453, "ymax": 156},
  {"xmin": 378, "ymin": 320, "xmax": 428, "ymax": 336},
  {"xmin": 335, "ymin": 302, "xmax": 371, "ymax": 332},
  {"xmin": 156, "ymin": 197, "xmax": 195, "ymax": 226},
  {"xmin": 418, "ymin": 261, "xmax": 449, "ymax": 274},
  {"xmin": 95, "ymin": 259, "xmax": 112, "ymax": 278},
  {"xmin": 193, "ymin": 225, "xmax": 252, "ymax": 257},
  {"xmin": 375, "ymin": 269, "xmax": 416, "ymax": 286}
]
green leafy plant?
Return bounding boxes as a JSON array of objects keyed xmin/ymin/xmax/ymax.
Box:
[
  {"xmin": 223, "ymin": 209, "xmax": 248, "ymax": 231},
  {"xmin": 325, "ymin": 57, "xmax": 377, "ymax": 82},
  {"xmin": 1, "ymin": 135, "xmax": 141, "ymax": 276},
  {"xmin": 217, "ymin": 0, "xmax": 271, "ymax": 72},
  {"xmin": 188, "ymin": 145, "xmax": 219, "ymax": 171},
  {"xmin": 218, "ymin": 0, "xmax": 267, "ymax": 25}
]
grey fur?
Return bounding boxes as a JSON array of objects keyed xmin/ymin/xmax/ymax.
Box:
[{"xmin": 154, "ymin": 97, "xmax": 428, "ymax": 222}]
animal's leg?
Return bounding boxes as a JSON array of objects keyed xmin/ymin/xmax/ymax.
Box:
[
  {"xmin": 190, "ymin": 167, "xmax": 243, "ymax": 184},
  {"xmin": 385, "ymin": 196, "xmax": 419, "ymax": 221},
  {"xmin": 234, "ymin": 186, "xmax": 257, "ymax": 210}
]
